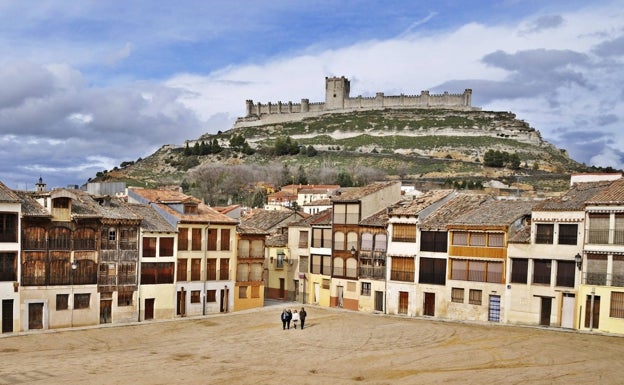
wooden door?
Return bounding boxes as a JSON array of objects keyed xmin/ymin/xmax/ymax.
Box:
[
  {"xmin": 398, "ymin": 291, "xmax": 409, "ymax": 314},
  {"xmin": 100, "ymin": 299, "xmax": 112, "ymax": 324},
  {"xmin": 2, "ymin": 299, "xmax": 13, "ymax": 333},
  {"xmin": 144, "ymin": 298, "xmax": 155, "ymax": 320},
  {"xmin": 28, "ymin": 302, "xmax": 44, "ymax": 330},
  {"xmin": 540, "ymin": 297, "xmax": 552, "ymax": 326},
  {"xmin": 423, "ymin": 292, "xmax": 435, "ymax": 316},
  {"xmin": 279, "ymin": 278, "xmax": 285, "ymax": 299},
  {"xmin": 177, "ymin": 290, "xmax": 186, "ymax": 316},
  {"xmin": 584, "ymin": 295, "xmax": 600, "ymax": 329},
  {"xmin": 337, "ymin": 286, "xmax": 344, "ymax": 308}
]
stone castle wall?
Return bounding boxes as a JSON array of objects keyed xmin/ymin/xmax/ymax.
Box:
[{"xmin": 235, "ymin": 76, "xmax": 478, "ymax": 127}]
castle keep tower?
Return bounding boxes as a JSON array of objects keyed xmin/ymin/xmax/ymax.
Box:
[{"xmin": 325, "ymin": 76, "xmax": 350, "ymax": 110}]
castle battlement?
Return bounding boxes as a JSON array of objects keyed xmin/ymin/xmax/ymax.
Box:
[{"xmin": 235, "ymin": 76, "xmax": 479, "ymax": 127}]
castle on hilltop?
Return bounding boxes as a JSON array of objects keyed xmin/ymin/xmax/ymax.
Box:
[{"xmin": 235, "ymin": 76, "xmax": 479, "ymax": 127}]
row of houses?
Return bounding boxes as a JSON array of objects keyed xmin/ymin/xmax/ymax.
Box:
[{"xmin": 1, "ymin": 174, "xmax": 623, "ymax": 336}]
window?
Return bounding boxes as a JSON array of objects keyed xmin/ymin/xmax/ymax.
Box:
[
  {"xmin": 322, "ymin": 279, "xmax": 330, "ymax": 289},
  {"xmin": 207, "ymin": 229, "xmax": 217, "ymax": 251},
  {"xmin": 536, "ymin": 224, "xmax": 554, "ymax": 244},
  {"xmin": 451, "ymin": 259, "xmax": 502, "ymax": 283},
  {"xmin": 251, "ymin": 240, "xmax": 264, "ymax": 258},
  {"xmin": 346, "ymin": 232, "xmax": 358, "ymax": 251},
  {"xmin": 373, "ymin": 234, "xmax": 387, "ymax": 252},
  {"xmin": 390, "ymin": 257, "xmax": 415, "ymax": 282},
  {"xmin": 190, "ymin": 290, "xmax": 201, "ymax": 303},
  {"xmin": 392, "ymin": 224, "xmax": 416, "ymax": 242},
  {"xmin": 0, "ymin": 252, "xmax": 17, "ymax": 281},
  {"xmin": 0, "ymin": 213, "xmax": 17, "ymax": 242},
  {"xmin": 74, "ymin": 293, "xmax": 90, "ymax": 309},
  {"xmin": 333, "ymin": 231, "xmax": 345, "ymax": 251},
  {"xmin": 588, "ymin": 214, "xmax": 609, "ymax": 244},
  {"xmin": 239, "ymin": 286, "xmax": 247, "ymax": 299},
  {"xmin": 420, "ymin": 231, "xmax": 447, "ymax": 252},
  {"xmin": 184, "ymin": 204, "xmax": 197, "ymax": 214},
  {"xmin": 73, "ymin": 227, "xmax": 96, "ymax": 250},
  {"xmin": 556, "ymin": 261, "xmax": 575, "ymax": 287},
  {"xmin": 558, "ymin": 224, "xmax": 578, "ymax": 245},
  {"xmin": 586, "ymin": 254, "xmax": 608, "ymax": 285},
  {"xmin": 56, "ymin": 294, "xmax": 69, "ymax": 310},
  {"xmin": 49, "ymin": 227, "xmax": 71, "ymax": 250},
  {"xmin": 610, "ymin": 292, "xmax": 624, "ymax": 318},
  {"xmin": 487, "ymin": 233, "xmax": 504, "ymax": 247},
  {"xmin": 191, "ymin": 228, "xmax": 202, "ymax": 251},
  {"xmin": 333, "ymin": 203, "xmax": 359, "ymax": 224},
  {"xmin": 206, "ymin": 290, "xmax": 216, "ymax": 302},
  {"xmin": 143, "ymin": 237, "xmax": 157, "ymax": 258},
  {"xmin": 469, "ymin": 233, "xmax": 485, "ymax": 246},
  {"xmin": 159, "ymin": 237, "xmax": 174, "ymax": 257},
  {"xmin": 191, "ymin": 258, "xmax": 201, "ymax": 280},
  {"xmin": 221, "ymin": 229, "xmax": 230, "ymax": 251},
  {"xmin": 140, "ymin": 262, "xmax": 174, "ymax": 284},
  {"xmin": 451, "ymin": 288, "xmax": 464, "ymax": 303},
  {"xmin": 206, "ymin": 259, "xmax": 217, "ymax": 280},
  {"xmin": 361, "ymin": 233, "xmax": 373, "ymax": 251},
  {"xmin": 361, "ymin": 282, "xmax": 371, "ymax": 296},
  {"xmin": 118, "ymin": 291, "xmax": 133, "ymax": 307},
  {"xmin": 119, "ymin": 228, "xmax": 137, "ymax": 250},
  {"xmin": 251, "ymin": 285, "xmax": 260, "ymax": 298},
  {"xmin": 219, "ymin": 259, "xmax": 229, "ymax": 280},
  {"xmin": 177, "ymin": 259, "xmax": 187, "ymax": 281},
  {"xmin": 238, "ymin": 239, "xmax": 250, "ymax": 258},
  {"xmin": 312, "ymin": 228, "xmax": 332, "ymax": 248},
  {"xmin": 469, "ymin": 289, "xmax": 482, "ymax": 305},
  {"xmin": 299, "ymin": 231, "xmax": 309, "ymax": 248},
  {"xmin": 510, "ymin": 259, "xmax": 528, "ymax": 284},
  {"xmin": 533, "ymin": 259, "xmax": 551, "ymax": 284},
  {"xmin": 452, "ymin": 231, "xmax": 468, "ymax": 246},
  {"xmin": 178, "ymin": 228, "xmax": 189, "ymax": 251},
  {"xmin": 108, "ymin": 229, "xmax": 117, "ymax": 241},
  {"xmin": 419, "ymin": 257, "xmax": 446, "ymax": 285}
]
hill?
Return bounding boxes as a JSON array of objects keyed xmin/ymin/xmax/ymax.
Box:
[{"xmin": 97, "ymin": 107, "xmax": 588, "ymax": 203}]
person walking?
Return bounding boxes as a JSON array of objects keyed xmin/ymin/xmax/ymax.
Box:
[
  {"xmin": 286, "ymin": 308, "xmax": 292, "ymax": 329},
  {"xmin": 299, "ymin": 307, "xmax": 307, "ymax": 330},
  {"xmin": 281, "ymin": 308, "xmax": 289, "ymax": 330},
  {"xmin": 292, "ymin": 310, "xmax": 300, "ymax": 329}
]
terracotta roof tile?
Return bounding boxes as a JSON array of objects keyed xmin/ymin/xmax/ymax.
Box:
[
  {"xmin": 586, "ymin": 178, "xmax": 624, "ymax": 204},
  {"xmin": 449, "ymin": 199, "xmax": 537, "ymax": 227},
  {"xmin": 420, "ymin": 193, "xmax": 491, "ymax": 230},
  {"xmin": 331, "ymin": 181, "xmax": 400, "ymax": 202},
  {"xmin": 534, "ymin": 181, "xmax": 612, "ymax": 211}
]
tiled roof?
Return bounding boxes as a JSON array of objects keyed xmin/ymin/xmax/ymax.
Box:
[
  {"xmin": 130, "ymin": 188, "xmax": 237, "ymax": 225},
  {"xmin": 14, "ymin": 191, "xmax": 51, "ymax": 217},
  {"xmin": 331, "ymin": 181, "xmax": 400, "ymax": 202},
  {"xmin": 240, "ymin": 209, "xmax": 306, "ymax": 232},
  {"xmin": 586, "ymin": 178, "xmax": 624, "ymax": 204},
  {"xmin": 534, "ymin": 181, "xmax": 612, "ymax": 211},
  {"xmin": 236, "ymin": 223, "xmax": 270, "ymax": 235},
  {"xmin": 72, "ymin": 190, "xmax": 142, "ymax": 221},
  {"xmin": 449, "ymin": 199, "xmax": 537, "ymax": 227},
  {"xmin": 508, "ymin": 224, "xmax": 531, "ymax": 244},
  {"xmin": 0, "ymin": 181, "xmax": 19, "ymax": 203},
  {"xmin": 128, "ymin": 204, "xmax": 177, "ymax": 232},
  {"xmin": 389, "ymin": 190, "xmax": 454, "ymax": 216},
  {"xmin": 265, "ymin": 233, "xmax": 288, "ymax": 247},
  {"xmin": 420, "ymin": 193, "xmax": 491, "ymax": 230},
  {"xmin": 290, "ymin": 209, "xmax": 332, "ymax": 227},
  {"xmin": 303, "ymin": 198, "xmax": 331, "ymax": 206},
  {"xmin": 359, "ymin": 208, "xmax": 389, "ymax": 227}
]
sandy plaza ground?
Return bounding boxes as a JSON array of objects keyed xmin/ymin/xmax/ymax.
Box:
[{"xmin": 1, "ymin": 300, "xmax": 624, "ymax": 385}]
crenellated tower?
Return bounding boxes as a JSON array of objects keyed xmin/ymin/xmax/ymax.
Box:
[{"xmin": 325, "ymin": 76, "xmax": 350, "ymax": 110}]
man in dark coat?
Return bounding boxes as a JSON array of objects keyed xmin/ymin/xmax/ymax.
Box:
[{"xmin": 299, "ymin": 307, "xmax": 307, "ymax": 330}]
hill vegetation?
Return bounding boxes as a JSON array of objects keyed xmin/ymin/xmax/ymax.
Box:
[{"xmin": 93, "ymin": 107, "xmax": 606, "ymax": 206}]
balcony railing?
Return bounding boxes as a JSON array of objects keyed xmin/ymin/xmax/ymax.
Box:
[
  {"xmin": 358, "ymin": 266, "xmax": 386, "ymax": 279},
  {"xmin": 390, "ymin": 271, "xmax": 414, "ymax": 282},
  {"xmin": 586, "ymin": 229, "xmax": 624, "ymax": 245}
]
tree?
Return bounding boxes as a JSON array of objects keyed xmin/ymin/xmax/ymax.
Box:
[
  {"xmin": 336, "ymin": 171, "xmax": 354, "ymax": 187},
  {"xmin": 296, "ymin": 165, "xmax": 308, "ymax": 185}
]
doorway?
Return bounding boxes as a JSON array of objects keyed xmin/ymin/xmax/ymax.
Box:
[
  {"xmin": 144, "ymin": 298, "xmax": 155, "ymax": 320},
  {"xmin": 584, "ymin": 295, "xmax": 600, "ymax": 329},
  {"xmin": 279, "ymin": 278, "xmax": 285, "ymax": 299},
  {"xmin": 220, "ymin": 287, "xmax": 229, "ymax": 313},
  {"xmin": 314, "ymin": 282, "xmax": 320, "ymax": 304},
  {"xmin": 488, "ymin": 295, "xmax": 501, "ymax": 322},
  {"xmin": 560, "ymin": 293, "xmax": 575, "ymax": 328},
  {"xmin": 100, "ymin": 299, "xmax": 112, "ymax": 324},
  {"xmin": 399, "ymin": 291, "xmax": 409, "ymax": 314},
  {"xmin": 28, "ymin": 302, "xmax": 44, "ymax": 330},
  {"xmin": 177, "ymin": 289, "xmax": 186, "ymax": 316},
  {"xmin": 424, "ymin": 292, "xmax": 435, "ymax": 316},
  {"xmin": 374, "ymin": 291, "xmax": 384, "ymax": 312},
  {"xmin": 540, "ymin": 297, "xmax": 552, "ymax": 326},
  {"xmin": 2, "ymin": 299, "xmax": 13, "ymax": 333},
  {"xmin": 337, "ymin": 286, "xmax": 344, "ymax": 308}
]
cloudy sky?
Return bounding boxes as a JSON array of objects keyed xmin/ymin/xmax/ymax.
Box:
[{"xmin": 1, "ymin": 1, "xmax": 623, "ymax": 189}]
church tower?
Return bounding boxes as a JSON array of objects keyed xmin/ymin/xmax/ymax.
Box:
[
  {"xmin": 325, "ymin": 76, "xmax": 350, "ymax": 110},
  {"xmin": 35, "ymin": 177, "xmax": 46, "ymax": 193}
]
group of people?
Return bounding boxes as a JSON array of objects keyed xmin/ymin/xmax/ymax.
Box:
[{"xmin": 281, "ymin": 307, "xmax": 307, "ymax": 330}]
